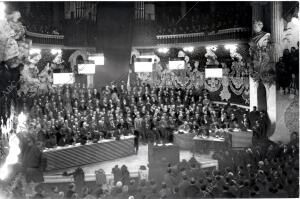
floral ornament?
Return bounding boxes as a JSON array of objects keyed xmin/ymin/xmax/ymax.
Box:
[
  {"xmin": 242, "ymin": 78, "xmax": 250, "ymax": 104},
  {"xmin": 205, "ymin": 78, "xmax": 221, "ymax": 92},
  {"xmin": 178, "ymin": 50, "xmax": 185, "ymax": 58},
  {"xmin": 184, "ymin": 55, "xmax": 190, "ymax": 63},
  {"xmin": 249, "ymin": 21, "xmax": 275, "ymax": 85},
  {"xmin": 205, "ymin": 45, "xmax": 219, "ymax": 66},
  {"xmin": 220, "ymin": 66, "xmax": 231, "ymax": 101},
  {"xmin": 153, "ymin": 55, "xmax": 160, "ymax": 63}
]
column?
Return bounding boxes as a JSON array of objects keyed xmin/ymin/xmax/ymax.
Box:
[
  {"xmin": 271, "ymin": 1, "xmax": 283, "ymax": 62},
  {"xmin": 87, "ymin": 75, "xmax": 94, "ymax": 88},
  {"xmin": 249, "ymin": 77, "xmax": 258, "ymax": 109},
  {"xmin": 264, "ymin": 83, "xmax": 277, "ymax": 137},
  {"xmin": 180, "ymin": 2, "xmax": 186, "ymax": 17}
]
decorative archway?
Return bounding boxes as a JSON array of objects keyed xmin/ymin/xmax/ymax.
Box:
[{"xmin": 68, "ymin": 50, "xmax": 89, "ymax": 71}]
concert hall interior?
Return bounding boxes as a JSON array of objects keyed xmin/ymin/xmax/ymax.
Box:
[{"xmin": 0, "ymin": 1, "xmax": 299, "ymax": 199}]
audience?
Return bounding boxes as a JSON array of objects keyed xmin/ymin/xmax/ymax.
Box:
[
  {"xmin": 23, "ymin": 137, "xmax": 298, "ymax": 199},
  {"xmin": 157, "ymin": 5, "xmax": 251, "ymax": 35},
  {"xmin": 13, "ymin": 81, "xmax": 270, "ymax": 151},
  {"xmin": 276, "ymin": 44, "xmax": 299, "ymax": 94}
]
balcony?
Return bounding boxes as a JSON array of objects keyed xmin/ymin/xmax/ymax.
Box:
[
  {"xmin": 25, "ymin": 31, "xmax": 64, "ymax": 46},
  {"xmin": 156, "ymin": 27, "xmax": 251, "ymax": 46},
  {"xmin": 25, "ymin": 19, "xmax": 96, "ymax": 50}
]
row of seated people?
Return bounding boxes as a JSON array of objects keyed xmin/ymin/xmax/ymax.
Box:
[
  {"xmin": 25, "ymin": 134, "xmax": 299, "ymax": 199},
  {"xmin": 276, "ymin": 45, "xmax": 299, "ymax": 94},
  {"xmin": 25, "ymin": 23, "xmax": 61, "ymax": 35},
  {"xmin": 17, "ymin": 83, "xmax": 267, "ymax": 149},
  {"xmin": 157, "ymin": 7, "xmax": 250, "ymax": 35}
]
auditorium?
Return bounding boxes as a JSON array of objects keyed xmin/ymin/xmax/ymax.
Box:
[{"xmin": 0, "ymin": 1, "xmax": 299, "ymax": 199}]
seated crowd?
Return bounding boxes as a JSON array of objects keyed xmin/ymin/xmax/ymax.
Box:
[
  {"xmin": 25, "ymin": 23, "xmax": 61, "ymax": 35},
  {"xmin": 157, "ymin": 6, "xmax": 250, "ymax": 35},
  {"xmin": 26, "ymin": 132, "xmax": 298, "ymax": 199},
  {"xmin": 16, "ymin": 82, "xmax": 269, "ymax": 149}
]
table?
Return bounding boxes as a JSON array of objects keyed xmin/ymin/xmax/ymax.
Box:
[
  {"xmin": 44, "ymin": 136, "xmax": 135, "ymax": 171},
  {"xmin": 228, "ymin": 129, "xmax": 253, "ymax": 148},
  {"xmin": 173, "ymin": 132, "xmax": 196, "ymax": 150},
  {"xmin": 193, "ymin": 136, "xmax": 228, "ymax": 153}
]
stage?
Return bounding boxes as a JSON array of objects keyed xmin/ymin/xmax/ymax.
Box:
[
  {"xmin": 43, "ymin": 136, "xmax": 135, "ymax": 171},
  {"xmin": 43, "ymin": 144, "xmax": 218, "ymax": 183}
]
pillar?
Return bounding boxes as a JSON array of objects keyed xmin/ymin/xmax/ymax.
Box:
[
  {"xmin": 249, "ymin": 77, "xmax": 258, "ymax": 109},
  {"xmin": 87, "ymin": 75, "xmax": 94, "ymax": 88},
  {"xmin": 180, "ymin": 2, "xmax": 186, "ymax": 17},
  {"xmin": 271, "ymin": 1, "xmax": 283, "ymax": 62},
  {"xmin": 264, "ymin": 83, "xmax": 277, "ymax": 137}
]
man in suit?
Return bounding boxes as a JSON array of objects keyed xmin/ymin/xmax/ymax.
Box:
[{"xmin": 249, "ymin": 106, "xmax": 260, "ymax": 128}]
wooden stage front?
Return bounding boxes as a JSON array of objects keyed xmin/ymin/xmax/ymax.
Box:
[{"xmin": 43, "ymin": 136, "xmax": 135, "ymax": 171}]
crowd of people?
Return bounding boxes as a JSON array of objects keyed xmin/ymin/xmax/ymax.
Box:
[
  {"xmin": 276, "ymin": 43, "xmax": 299, "ymax": 94},
  {"xmin": 25, "ymin": 24, "xmax": 61, "ymax": 35},
  {"xmin": 19, "ymin": 131, "xmax": 298, "ymax": 199},
  {"xmin": 157, "ymin": 5, "xmax": 251, "ymax": 35},
  {"xmin": 14, "ymin": 81, "xmax": 270, "ymax": 152}
]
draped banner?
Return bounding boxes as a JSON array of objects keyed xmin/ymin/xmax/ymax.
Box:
[{"xmin": 131, "ymin": 64, "xmax": 249, "ymax": 105}]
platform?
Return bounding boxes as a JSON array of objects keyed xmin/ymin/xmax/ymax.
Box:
[
  {"xmin": 43, "ymin": 145, "xmax": 218, "ymax": 183},
  {"xmin": 43, "ymin": 136, "xmax": 135, "ymax": 171}
]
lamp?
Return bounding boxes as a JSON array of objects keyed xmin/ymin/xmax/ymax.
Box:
[{"xmin": 158, "ymin": 48, "xmax": 169, "ymax": 53}]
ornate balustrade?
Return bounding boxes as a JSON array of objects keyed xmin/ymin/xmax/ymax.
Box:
[
  {"xmin": 25, "ymin": 31, "xmax": 64, "ymax": 45},
  {"xmin": 156, "ymin": 27, "xmax": 250, "ymax": 45}
]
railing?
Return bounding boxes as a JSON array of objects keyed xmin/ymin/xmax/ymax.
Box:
[
  {"xmin": 25, "ymin": 31, "xmax": 64, "ymax": 45},
  {"xmin": 156, "ymin": 27, "xmax": 250, "ymax": 45}
]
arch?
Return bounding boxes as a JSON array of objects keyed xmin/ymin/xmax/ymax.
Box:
[
  {"xmin": 68, "ymin": 50, "xmax": 89, "ymax": 70},
  {"xmin": 130, "ymin": 48, "xmax": 140, "ymax": 65}
]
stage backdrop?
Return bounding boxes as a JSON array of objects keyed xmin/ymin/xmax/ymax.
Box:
[{"xmin": 130, "ymin": 45, "xmax": 250, "ymax": 106}]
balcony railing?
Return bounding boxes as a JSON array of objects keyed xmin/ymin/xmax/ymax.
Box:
[
  {"xmin": 25, "ymin": 31, "xmax": 64, "ymax": 45},
  {"xmin": 156, "ymin": 27, "xmax": 250, "ymax": 45}
]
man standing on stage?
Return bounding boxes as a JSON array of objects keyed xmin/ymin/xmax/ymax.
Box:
[{"xmin": 249, "ymin": 106, "xmax": 260, "ymax": 128}]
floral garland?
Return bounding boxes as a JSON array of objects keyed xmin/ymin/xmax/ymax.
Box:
[{"xmin": 229, "ymin": 78, "xmax": 245, "ymax": 96}]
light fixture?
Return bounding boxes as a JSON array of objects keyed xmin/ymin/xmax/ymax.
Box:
[
  {"xmin": 183, "ymin": 46, "xmax": 194, "ymax": 53},
  {"xmin": 29, "ymin": 48, "xmax": 41, "ymax": 55},
  {"xmin": 224, "ymin": 44, "xmax": 237, "ymax": 52},
  {"xmin": 0, "ymin": 2, "xmax": 6, "ymax": 20},
  {"xmin": 51, "ymin": 49, "xmax": 62, "ymax": 55},
  {"xmin": 158, "ymin": 48, "xmax": 169, "ymax": 53},
  {"xmin": 206, "ymin": 45, "xmax": 217, "ymax": 51}
]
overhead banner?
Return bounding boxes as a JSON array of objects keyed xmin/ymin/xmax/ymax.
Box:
[
  {"xmin": 53, "ymin": 73, "xmax": 75, "ymax": 84},
  {"xmin": 88, "ymin": 53, "xmax": 104, "ymax": 65},
  {"xmin": 78, "ymin": 64, "xmax": 96, "ymax": 74},
  {"xmin": 168, "ymin": 60, "xmax": 185, "ymax": 70},
  {"xmin": 205, "ymin": 68, "xmax": 223, "ymax": 78},
  {"xmin": 134, "ymin": 58, "xmax": 153, "ymax": 72}
]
